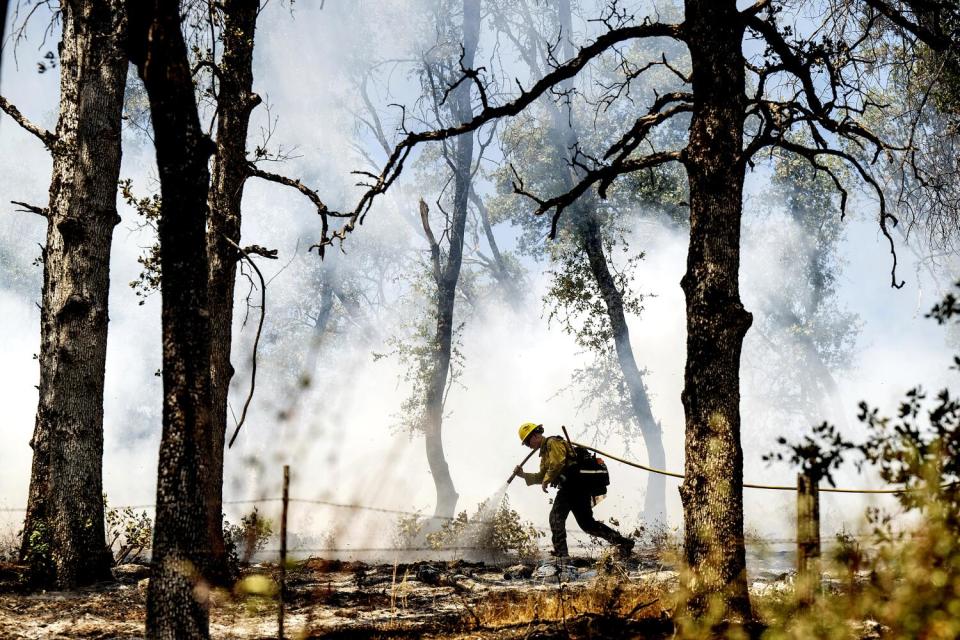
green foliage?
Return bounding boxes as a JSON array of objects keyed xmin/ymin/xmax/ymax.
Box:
[
  {"xmin": 545, "ymin": 244, "xmax": 644, "ymax": 352},
  {"xmin": 224, "ymin": 507, "xmax": 274, "ymax": 565},
  {"xmin": 392, "ymin": 496, "xmax": 542, "ymax": 561},
  {"xmin": 104, "ymin": 495, "xmax": 153, "ymax": 565},
  {"xmin": 763, "ymin": 422, "xmax": 855, "ymax": 487},
  {"xmin": 374, "ymin": 300, "xmax": 467, "ymax": 435},
  {"xmin": 22, "ymin": 521, "xmax": 54, "ymax": 585},
  {"xmin": 119, "ymin": 178, "xmax": 162, "ymax": 305},
  {"xmin": 745, "ymin": 284, "xmax": 960, "ymax": 639},
  {"xmin": 391, "ymin": 512, "xmax": 427, "ymax": 550},
  {"xmin": 428, "ymin": 496, "xmax": 542, "ymax": 562}
]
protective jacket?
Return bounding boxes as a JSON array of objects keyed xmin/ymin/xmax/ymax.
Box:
[{"xmin": 522, "ymin": 436, "xmax": 574, "ymax": 487}]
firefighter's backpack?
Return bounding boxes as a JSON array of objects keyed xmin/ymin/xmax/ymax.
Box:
[{"xmin": 573, "ymin": 445, "xmax": 610, "ymax": 496}]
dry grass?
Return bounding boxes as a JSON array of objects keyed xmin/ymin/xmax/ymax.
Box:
[{"xmin": 463, "ymin": 576, "xmax": 667, "ymax": 630}]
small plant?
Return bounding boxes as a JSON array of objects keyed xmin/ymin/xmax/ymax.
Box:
[
  {"xmin": 104, "ymin": 496, "xmax": 153, "ymax": 565},
  {"xmin": 22, "ymin": 521, "xmax": 53, "ymax": 585},
  {"xmin": 223, "ymin": 507, "xmax": 274, "ymax": 565},
  {"xmin": 391, "ymin": 512, "xmax": 426, "ymax": 550},
  {"xmin": 426, "ymin": 496, "xmax": 542, "ymax": 562}
]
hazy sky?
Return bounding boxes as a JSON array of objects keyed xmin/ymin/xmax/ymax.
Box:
[{"xmin": 0, "ymin": 0, "xmax": 954, "ymax": 554}]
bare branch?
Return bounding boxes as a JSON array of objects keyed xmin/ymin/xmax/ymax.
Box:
[
  {"xmin": 246, "ymin": 164, "xmax": 350, "ymax": 257},
  {"xmin": 225, "ymin": 236, "xmax": 269, "ymax": 449},
  {"xmin": 512, "ymin": 150, "xmax": 683, "ymax": 238},
  {"xmin": 11, "ymin": 200, "xmax": 48, "ymax": 217},
  {"xmin": 317, "ymin": 19, "xmax": 683, "ymax": 253},
  {"xmin": 860, "ymin": 0, "xmax": 955, "ymax": 50},
  {"xmin": 0, "ymin": 95, "xmax": 55, "ymax": 149}
]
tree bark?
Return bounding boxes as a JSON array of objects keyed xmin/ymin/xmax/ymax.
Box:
[
  {"xmin": 205, "ymin": 0, "xmax": 261, "ymax": 585},
  {"xmin": 678, "ymin": 0, "xmax": 753, "ymax": 621},
  {"xmin": 19, "ymin": 0, "xmax": 126, "ymax": 589},
  {"xmin": 422, "ymin": 0, "xmax": 481, "ymax": 522},
  {"xmin": 128, "ymin": 1, "xmax": 217, "ymax": 637}
]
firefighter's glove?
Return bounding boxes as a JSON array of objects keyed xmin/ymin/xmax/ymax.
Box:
[
  {"xmin": 541, "ymin": 481, "xmax": 550, "ymax": 493},
  {"xmin": 514, "ymin": 466, "xmax": 523, "ymax": 477}
]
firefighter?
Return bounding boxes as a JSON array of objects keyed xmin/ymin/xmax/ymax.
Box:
[{"xmin": 514, "ymin": 422, "xmax": 635, "ymax": 559}]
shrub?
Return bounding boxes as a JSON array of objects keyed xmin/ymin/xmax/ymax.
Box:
[
  {"xmin": 745, "ymin": 284, "xmax": 960, "ymax": 639},
  {"xmin": 426, "ymin": 496, "xmax": 542, "ymax": 562},
  {"xmin": 224, "ymin": 507, "xmax": 274, "ymax": 565},
  {"xmin": 104, "ymin": 496, "xmax": 153, "ymax": 565}
]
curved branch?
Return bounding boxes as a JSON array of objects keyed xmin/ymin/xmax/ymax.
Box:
[
  {"xmin": 225, "ymin": 236, "xmax": 269, "ymax": 449},
  {"xmin": 769, "ymin": 138, "xmax": 905, "ymax": 289},
  {"xmin": 0, "ymin": 95, "xmax": 55, "ymax": 149},
  {"xmin": 246, "ymin": 164, "xmax": 350, "ymax": 257},
  {"xmin": 513, "ymin": 150, "xmax": 683, "ymax": 238},
  {"xmin": 318, "ymin": 19, "xmax": 684, "ymax": 253}
]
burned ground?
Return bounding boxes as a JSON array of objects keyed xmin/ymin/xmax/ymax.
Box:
[{"xmin": 0, "ymin": 554, "xmax": 678, "ymax": 639}]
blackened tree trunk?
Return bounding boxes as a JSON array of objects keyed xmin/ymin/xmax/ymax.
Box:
[
  {"xmin": 552, "ymin": 0, "xmax": 668, "ymax": 521},
  {"xmin": 678, "ymin": 0, "xmax": 753, "ymax": 621},
  {"xmin": 205, "ymin": 0, "xmax": 261, "ymax": 585},
  {"xmin": 128, "ymin": 1, "xmax": 217, "ymax": 636},
  {"xmin": 18, "ymin": 0, "xmax": 126, "ymax": 589},
  {"xmin": 423, "ymin": 0, "xmax": 481, "ymax": 522}
]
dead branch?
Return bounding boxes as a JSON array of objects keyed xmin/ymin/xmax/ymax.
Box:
[
  {"xmin": 246, "ymin": 164, "xmax": 349, "ymax": 258},
  {"xmin": 224, "ymin": 235, "xmax": 271, "ymax": 448},
  {"xmin": 315, "ymin": 19, "xmax": 683, "ymax": 253},
  {"xmin": 11, "ymin": 200, "xmax": 48, "ymax": 217},
  {"xmin": 511, "ymin": 150, "xmax": 682, "ymax": 238},
  {"xmin": 860, "ymin": 0, "xmax": 955, "ymax": 51},
  {"xmin": 0, "ymin": 95, "xmax": 55, "ymax": 149},
  {"xmin": 419, "ymin": 198, "xmax": 442, "ymax": 285}
]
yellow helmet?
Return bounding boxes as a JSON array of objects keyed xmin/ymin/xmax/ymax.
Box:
[{"xmin": 518, "ymin": 422, "xmax": 543, "ymax": 445}]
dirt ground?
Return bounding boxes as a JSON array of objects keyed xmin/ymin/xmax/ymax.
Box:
[{"xmin": 0, "ymin": 554, "xmax": 682, "ymax": 639}]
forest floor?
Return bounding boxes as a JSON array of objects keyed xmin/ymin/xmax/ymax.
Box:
[{"xmin": 0, "ymin": 551, "xmax": 797, "ymax": 639}]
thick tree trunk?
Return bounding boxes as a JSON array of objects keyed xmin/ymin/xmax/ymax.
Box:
[
  {"xmin": 205, "ymin": 0, "xmax": 261, "ymax": 585},
  {"xmin": 678, "ymin": 0, "xmax": 753, "ymax": 621},
  {"xmin": 19, "ymin": 0, "xmax": 126, "ymax": 589},
  {"xmin": 423, "ymin": 0, "xmax": 481, "ymax": 522},
  {"xmin": 579, "ymin": 216, "xmax": 667, "ymax": 521},
  {"xmin": 128, "ymin": 2, "xmax": 216, "ymax": 637}
]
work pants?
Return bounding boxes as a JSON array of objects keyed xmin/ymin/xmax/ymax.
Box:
[{"xmin": 549, "ymin": 484, "xmax": 624, "ymax": 557}]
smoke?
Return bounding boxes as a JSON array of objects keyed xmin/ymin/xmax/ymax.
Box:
[{"xmin": 0, "ymin": 0, "xmax": 956, "ymax": 566}]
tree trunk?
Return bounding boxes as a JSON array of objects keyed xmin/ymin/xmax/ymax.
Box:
[
  {"xmin": 205, "ymin": 0, "xmax": 261, "ymax": 586},
  {"xmin": 19, "ymin": 0, "xmax": 126, "ymax": 589},
  {"xmin": 678, "ymin": 0, "xmax": 753, "ymax": 621},
  {"xmin": 423, "ymin": 0, "xmax": 481, "ymax": 522},
  {"xmin": 468, "ymin": 187, "xmax": 523, "ymax": 309},
  {"xmin": 579, "ymin": 215, "xmax": 667, "ymax": 521},
  {"xmin": 549, "ymin": 0, "xmax": 668, "ymax": 522},
  {"xmin": 128, "ymin": 1, "xmax": 216, "ymax": 637}
]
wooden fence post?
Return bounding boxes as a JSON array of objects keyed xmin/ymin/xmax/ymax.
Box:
[
  {"xmin": 279, "ymin": 464, "xmax": 290, "ymax": 639},
  {"xmin": 796, "ymin": 470, "xmax": 821, "ymax": 605}
]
